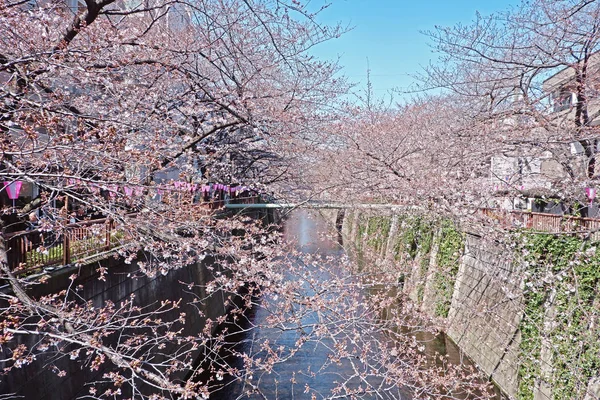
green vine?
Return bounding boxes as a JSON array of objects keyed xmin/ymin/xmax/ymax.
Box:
[
  {"xmin": 432, "ymin": 220, "xmax": 464, "ymax": 318},
  {"xmin": 517, "ymin": 233, "xmax": 600, "ymax": 399},
  {"xmin": 394, "ymin": 215, "xmax": 433, "ymax": 260},
  {"xmin": 356, "ymin": 214, "xmax": 462, "ymax": 314},
  {"xmin": 391, "ymin": 215, "xmax": 445, "ymax": 307},
  {"xmin": 365, "ymin": 216, "xmax": 392, "ymax": 253},
  {"xmin": 353, "ymin": 212, "xmax": 600, "ymax": 398}
]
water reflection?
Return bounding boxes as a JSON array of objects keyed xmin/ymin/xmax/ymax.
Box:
[
  {"xmin": 283, "ymin": 209, "xmax": 342, "ymax": 253},
  {"xmin": 209, "ymin": 210, "xmax": 502, "ymax": 399}
]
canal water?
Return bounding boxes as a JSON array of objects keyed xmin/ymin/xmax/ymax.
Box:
[{"xmin": 208, "ymin": 210, "xmax": 502, "ymax": 399}]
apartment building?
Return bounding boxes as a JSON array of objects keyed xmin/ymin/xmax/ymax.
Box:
[{"xmin": 490, "ymin": 54, "xmax": 600, "ymax": 213}]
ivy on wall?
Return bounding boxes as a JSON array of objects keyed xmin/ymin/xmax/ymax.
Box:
[
  {"xmin": 357, "ymin": 213, "xmax": 461, "ymax": 314},
  {"xmin": 399, "ymin": 216, "xmax": 435, "ymax": 304},
  {"xmin": 355, "ymin": 214, "xmax": 391, "ymax": 271},
  {"xmin": 366, "ymin": 216, "xmax": 392, "ymax": 254},
  {"xmin": 517, "ymin": 233, "xmax": 600, "ymax": 400},
  {"xmin": 356, "ymin": 214, "xmax": 366, "ymax": 249},
  {"xmin": 431, "ymin": 220, "xmax": 464, "ymax": 318},
  {"xmin": 416, "ymin": 222, "xmax": 434, "ymax": 304},
  {"xmin": 390, "ymin": 215, "xmax": 434, "ymax": 262},
  {"xmin": 353, "ymin": 211, "xmax": 600, "ymax": 398}
]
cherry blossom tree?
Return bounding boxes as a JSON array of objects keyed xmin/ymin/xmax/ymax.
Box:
[
  {"xmin": 420, "ymin": 0, "xmax": 600, "ymax": 195},
  {"xmin": 311, "ymin": 0, "xmax": 600, "ymax": 217},
  {"xmin": 0, "ymin": 0, "xmax": 357, "ymax": 397},
  {"xmin": 305, "ymin": 95, "xmax": 495, "ymax": 218},
  {"xmin": 0, "ymin": 0, "xmax": 508, "ymax": 398},
  {"xmin": 301, "ymin": 4, "xmax": 600, "ymax": 400}
]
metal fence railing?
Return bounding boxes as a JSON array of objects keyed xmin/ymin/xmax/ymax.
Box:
[
  {"xmin": 1, "ymin": 190, "xmax": 266, "ymax": 276},
  {"xmin": 3, "ymin": 218, "xmax": 123, "ymax": 275},
  {"xmin": 480, "ymin": 208, "xmax": 600, "ymax": 240}
]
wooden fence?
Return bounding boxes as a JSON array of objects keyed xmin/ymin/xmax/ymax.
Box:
[{"xmin": 4, "ymin": 218, "xmax": 123, "ymax": 275}]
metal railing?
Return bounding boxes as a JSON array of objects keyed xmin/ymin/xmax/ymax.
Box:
[
  {"xmin": 0, "ymin": 187, "xmax": 270, "ymax": 276},
  {"xmin": 481, "ymin": 208, "xmax": 600, "ymax": 240},
  {"xmin": 4, "ymin": 218, "xmax": 123, "ymax": 275}
]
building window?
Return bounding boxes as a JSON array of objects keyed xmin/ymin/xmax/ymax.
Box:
[{"xmin": 552, "ymin": 89, "xmax": 575, "ymax": 112}]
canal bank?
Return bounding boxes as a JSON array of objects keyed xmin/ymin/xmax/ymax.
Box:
[
  {"xmin": 332, "ymin": 208, "xmax": 600, "ymax": 400},
  {"xmin": 208, "ymin": 209, "xmax": 503, "ymax": 399},
  {"xmin": 0, "ymin": 206, "xmax": 282, "ymax": 400}
]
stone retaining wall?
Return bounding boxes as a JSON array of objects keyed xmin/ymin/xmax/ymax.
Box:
[{"xmin": 339, "ymin": 208, "xmax": 600, "ymax": 400}]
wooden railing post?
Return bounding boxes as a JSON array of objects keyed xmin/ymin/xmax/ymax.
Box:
[{"xmin": 19, "ymin": 236, "xmax": 25, "ymax": 271}]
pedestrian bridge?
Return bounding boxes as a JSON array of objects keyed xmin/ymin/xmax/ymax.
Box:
[
  {"xmin": 224, "ymin": 202, "xmax": 346, "ymax": 209},
  {"xmin": 224, "ymin": 202, "xmax": 403, "ymax": 210}
]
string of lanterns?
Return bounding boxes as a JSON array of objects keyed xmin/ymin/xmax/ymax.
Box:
[
  {"xmin": 1, "ymin": 180, "xmax": 257, "ymax": 207},
  {"xmin": 64, "ymin": 179, "xmax": 255, "ymax": 198}
]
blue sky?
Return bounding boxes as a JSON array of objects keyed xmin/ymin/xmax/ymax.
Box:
[{"xmin": 310, "ymin": 0, "xmax": 517, "ymax": 102}]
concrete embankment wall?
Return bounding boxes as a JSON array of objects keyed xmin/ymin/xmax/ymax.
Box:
[
  {"xmin": 336, "ymin": 208, "xmax": 600, "ymax": 400},
  {"xmin": 0, "ymin": 208, "xmax": 281, "ymax": 399},
  {"xmin": 0, "ymin": 254, "xmax": 230, "ymax": 399}
]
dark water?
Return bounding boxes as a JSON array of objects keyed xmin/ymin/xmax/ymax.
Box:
[{"xmin": 207, "ymin": 210, "xmax": 503, "ymax": 399}]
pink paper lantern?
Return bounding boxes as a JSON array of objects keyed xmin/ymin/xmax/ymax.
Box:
[
  {"xmin": 3, "ymin": 181, "xmax": 22, "ymax": 200},
  {"xmin": 3, "ymin": 181, "xmax": 22, "ymax": 208},
  {"xmin": 586, "ymin": 187, "xmax": 596, "ymax": 203},
  {"xmin": 4, "ymin": 181, "xmax": 23, "ymax": 207}
]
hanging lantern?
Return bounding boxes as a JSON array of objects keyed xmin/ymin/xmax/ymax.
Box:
[
  {"xmin": 586, "ymin": 187, "xmax": 596, "ymax": 204},
  {"xmin": 3, "ymin": 181, "xmax": 22, "ymax": 207}
]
